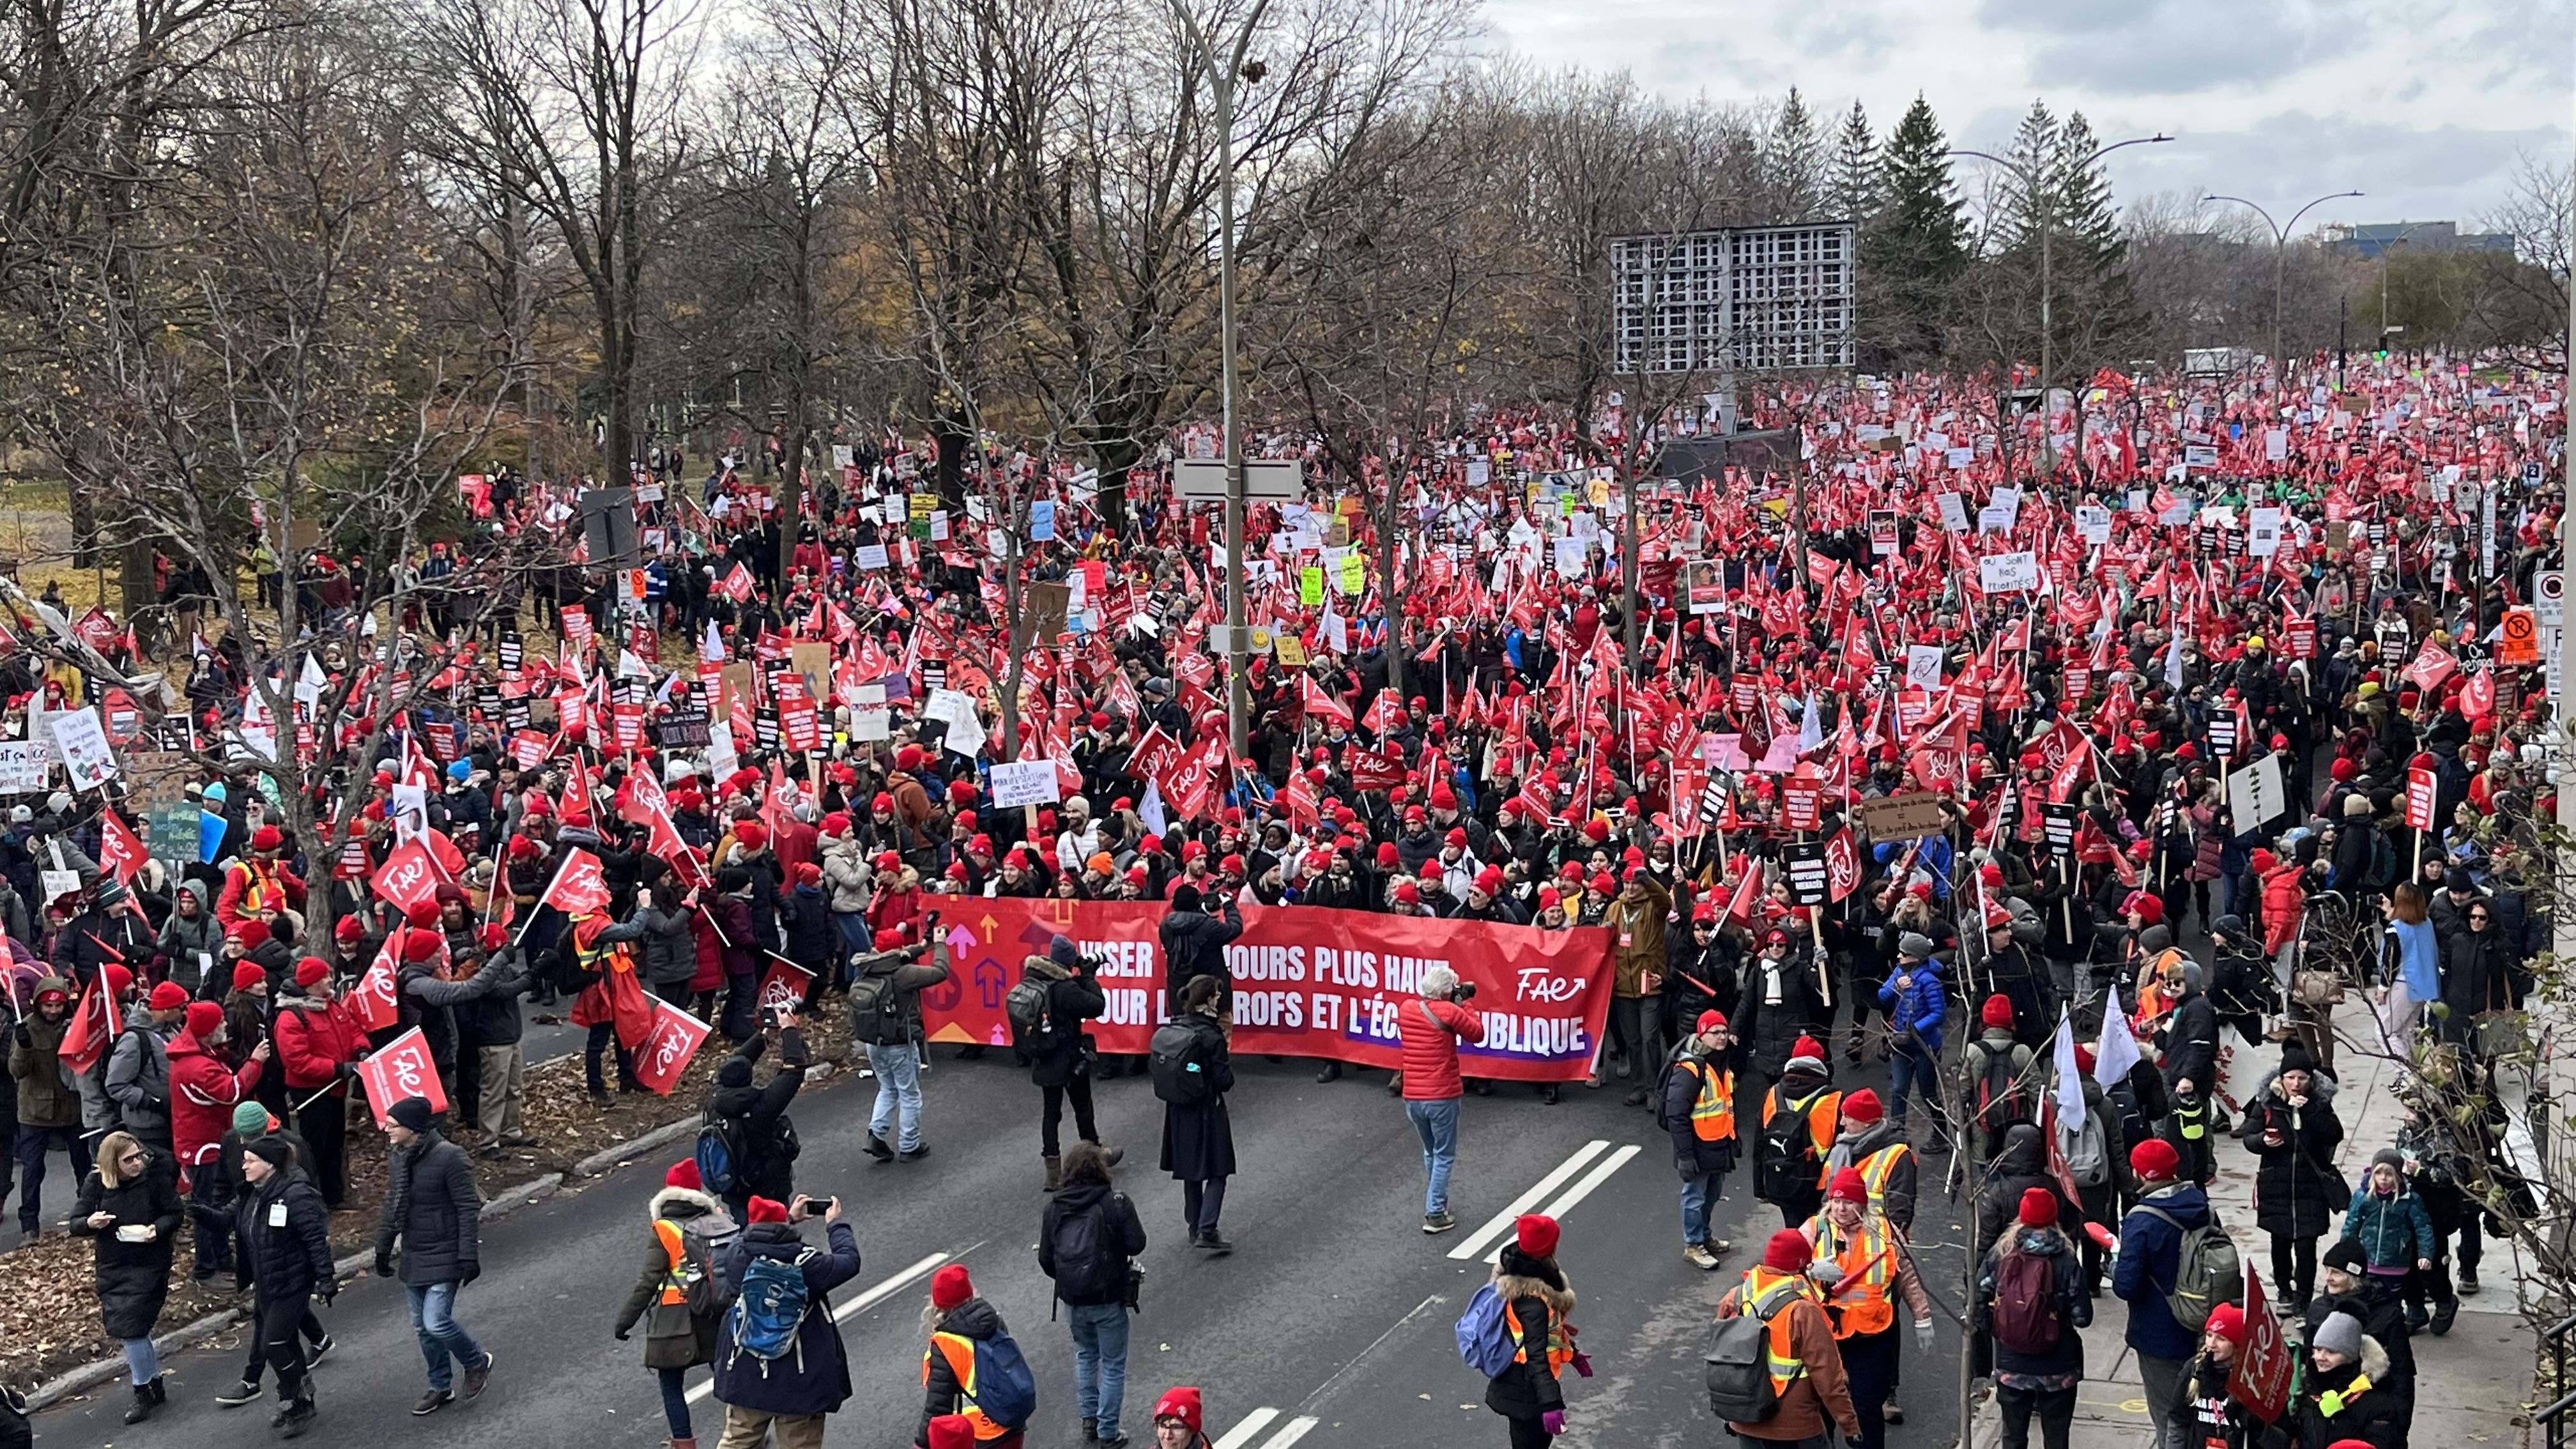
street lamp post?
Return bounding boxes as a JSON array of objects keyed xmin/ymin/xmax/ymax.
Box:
[
  {"xmin": 1948, "ymin": 134, "xmax": 2169, "ymax": 480},
  {"xmin": 2201, "ymin": 190, "xmax": 2363, "ymax": 374},
  {"xmin": 1169, "ymin": 0, "xmax": 1270, "ymax": 763}
]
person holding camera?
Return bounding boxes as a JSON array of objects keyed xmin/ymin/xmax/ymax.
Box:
[
  {"xmin": 1040, "ymin": 1142, "xmax": 1148, "ymax": 1447},
  {"xmin": 1398, "ymin": 965, "xmax": 1487, "ymax": 1235},
  {"xmin": 702, "ymin": 1004, "xmax": 811, "ymax": 1220},
  {"xmin": 1019, "ymin": 934, "xmax": 1114, "ymax": 1192},
  {"xmin": 711, "ymin": 1193, "xmax": 860, "ymax": 1449}
]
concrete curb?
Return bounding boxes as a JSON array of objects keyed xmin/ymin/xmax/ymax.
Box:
[
  {"xmin": 569, "ymin": 1059, "xmax": 836, "ymax": 1179},
  {"xmin": 26, "ymin": 1172, "xmax": 566, "ymax": 1414}
]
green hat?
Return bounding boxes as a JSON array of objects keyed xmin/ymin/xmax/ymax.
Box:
[{"xmin": 231, "ymin": 1101, "xmax": 272, "ymax": 1135}]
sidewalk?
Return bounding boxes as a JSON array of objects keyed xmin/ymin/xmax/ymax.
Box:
[{"xmin": 1977, "ymin": 992, "xmax": 2541, "ymax": 1449}]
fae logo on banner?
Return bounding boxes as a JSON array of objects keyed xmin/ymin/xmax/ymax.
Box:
[
  {"xmin": 920, "ymin": 900, "xmax": 1613, "ymax": 1082},
  {"xmin": 354, "ymin": 1027, "xmax": 449, "ymax": 1126},
  {"xmin": 632, "ymin": 997, "xmax": 714, "ymax": 1096}
]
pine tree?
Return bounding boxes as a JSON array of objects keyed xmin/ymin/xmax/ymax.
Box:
[
  {"xmin": 1864, "ymin": 93, "xmax": 1967, "ymax": 368},
  {"xmin": 2049, "ymin": 110, "xmax": 2145, "ymax": 373},
  {"xmin": 1766, "ymin": 87, "xmax": 1825, "ymax": 219},
  {"xmin": 2001, "ymin": 99, "xmax": 2060, "ymax": 259},
  {"xmin": 1828, "ymin": 101, "xmax": 1878, "ymax": 228}
]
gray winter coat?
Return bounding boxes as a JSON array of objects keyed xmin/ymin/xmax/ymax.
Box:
[
  {"xmin": 158, "ymin": 881, "xmax": 224, "ymax": 995},
  {"xmin": 103, "ymin": 1007, "xmax": 172, "ymax": 1142},
  {"xmin": 819, "ymin": 834, "xmax": 871, "ymax": 916},
  {"xmin": 637, "ymin": 904, "xmax": 698, "ymax": 988},
  {"xmin": 376, "ymin": 1130, "xmax": 483, "ymax": 1285}
]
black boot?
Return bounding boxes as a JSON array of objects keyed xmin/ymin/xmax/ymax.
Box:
[
  {"xmin": 125, "ymin": 1382, "xmax": 158, "ymax": 1425},
  {"xmin": 1314, "ymin": 1061, "xmax": 1341, "ymax": 1083}
]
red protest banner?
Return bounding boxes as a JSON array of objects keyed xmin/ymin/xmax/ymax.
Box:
[
  {"xmin": 921, "ymin": 900, "xmax": 1614, "ymax": 1082},
  {"xmin": 2230, "ymin": 1263, "xmax": 2296, "ymax": 1423},
  {"xmin": 758, "ymin": 958, "xmax": 812, "ymax": 1018},
  {"xmin": 57, "ymin": 970, "xmax": 119, "ymax": 1076},
  {"xmin": 1781, "ymin": 779, "xmax": 1823, "ymax": 832},
  {"xmin": 632, "ymin": 997, "xmax": 714, "ymax": 1096},
  {"xmin": 353, "ymin": 1027, "xmax": 449, "ymax": 1126},
  {"xmin": 371, "ymin": 841, "xmax": 442, "ymax": 916},
  {"xmin": 350, "ymin": 937, "xmax": 401, "ymax": 1032},
  {"xmin": 542, "ymin": 848, "xmax": 610, "ymax": 917},
  {"xmin": 1821, "ymin": 827, "xmax": 1860, "ymax": 903},
  {"xmin": 97, "ymin": 811, "xmax": 144, "ymax": 885},
  {"xmin": 2404, "ymin": 765, "xmax": 2438, "ymax": 831}
]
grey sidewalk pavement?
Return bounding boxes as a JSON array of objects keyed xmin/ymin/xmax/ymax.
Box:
[{"xmin": 1972, "ymin": 990, "xmax": 2543, "ymax": 1449}]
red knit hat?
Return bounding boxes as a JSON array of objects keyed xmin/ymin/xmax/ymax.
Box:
[
  {"xmin": 1981, "ymin": 994, "xmax": 2014, "ymax": 1030},
  {"xmin": 294, "ymin": 956, "xmax": 330, "ymax": 988},
  {"xmin": 231, "ymin": 918, "xmax": 270, "ymax": 946},
  {"xmin": 930, "ymin": 1263, "xmax": 974, "ymax": 1311},
  {"xmin": 744, "ymin": 1197, "xmax": 788, "ymax": 1224},
  {"xmin": 147, "ymin": 981, "xmax": 189, "ymax": 1011},
  {"xmin": 334, "ymin": 916, "xmax": 366, "ymax": 942},
  {"xmin": 1828, "ymin": 1167, "xmax": 1867, "ymax": 1202},
  {"xmin": 1514, "ymin": 1213, "xmax": 1560, "ymax": 1259},
  {"xmin": 2205, "ymin": 1302, "xmax": 2249, "ymax": 1346},
  {"xmin": 2018, "ymin": 1187, "xmax": 2058, "ymax": 1227},
  {"xmin": 1761, "ymin": 1229, "xmax": 1814, "ymax": 1271},
  {"xmin": 1153, "ymin": 1388, "xmax": 1204, "ymax": 1432},
  {"xmin": 232, "ymin": 960, "xmax": 266, "ymax": 992},
  {"xmin": 1841, "ymin": 1088, "xmax": 1883, "ymax": 1123},
  {"xmin": 183, "ymin": 1000, "xmax": 223, "ymax": 1041},
  {"xmin": 925, "ymin": 1416, "xmax": 976, "ymax": 1449},
  {"xmin": 2130, "ymin": 1138, "xmax": 2181, "ymax": 1181},
  {"xmin": 665, "ymin": 1158, "xmax": 703, "ymax": 1191}
]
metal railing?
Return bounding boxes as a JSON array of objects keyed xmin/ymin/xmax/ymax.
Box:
[{"xmin": 2541, "ymin": 1312, "xmax": 2576, "ymax": 1449}]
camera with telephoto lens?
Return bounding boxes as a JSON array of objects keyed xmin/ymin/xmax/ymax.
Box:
[{"xmin": 1453, "ymin": 981, "xmax": 1476, "ymax": 1000}]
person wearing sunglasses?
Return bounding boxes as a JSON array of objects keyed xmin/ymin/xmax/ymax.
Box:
[{"xmin": 72, "ymin": 1130, "xmax": 181, "ymax": 1424}]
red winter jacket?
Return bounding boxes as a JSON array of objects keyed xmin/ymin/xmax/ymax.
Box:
[
  {"xmin": 273, "ymin": 991, "xmax": 364, "ymax": 1093},
  {"xmin": 2260, "ymin": 862, "xmax": 2306, "ymax": 957},
  {"xmin": 1397, "ymin": 995, "xmax": 1487, "ymax": 1101},
  {"xmin": 168, "ymin": 1032, "xmax": 262, "ymax": 1174}
]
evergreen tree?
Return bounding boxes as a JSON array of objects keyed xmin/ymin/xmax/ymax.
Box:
[
  {"xmin": 1863, "ymin": 93, "xmax": 1967, "ymax": 369},
  {"xmin": 2001, "ymin": 99, "xmax": 2060, "ymax": 258},
  {"xmin": 1828, "ymin": 101, "xmax": 1879, "ymax": 227},
  {"xmin": 1765, "ymin": 87, "xmax": 1825, "ymax": 218},
  {"xmin": 2048, "ymin": 110, "xmax": 2146, "ymax": 376}
]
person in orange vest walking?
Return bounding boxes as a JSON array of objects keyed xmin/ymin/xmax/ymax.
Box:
[
  {"xmin": 1482, "ymin": 1213, "xmax": 1586, "ymax": 1448},
  {"xmin": 1661, "ymin": 1010, "xmax": 1739, "ymax": 1270},
  {"xmin": 1803, "ymin": 1167, "xmax": 1934, "ymax": 1449},
  {"xmin": 1714, "ymin": 1230, "xmax": 1862, "ymax": 1446},
  {"xmin": 1821, "ymin": 1088, "xmax": 1920, "ymax": 1429},
  {"xmin": 612, "ymin": 1159, "xmax": 733, "ymax": 1449},
  {"xmin": 917, "ymin": 1264, "xmax": 1034, "ymax": 1448},
  {"xmin": 1754, "ymin": 1036, "xmax": 1841, "ymax": 1230}
]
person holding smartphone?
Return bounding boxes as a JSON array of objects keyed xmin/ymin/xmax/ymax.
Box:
[{"xmin": 712, "ymin": 1193, "xmax": 859, "ymax": 1449}]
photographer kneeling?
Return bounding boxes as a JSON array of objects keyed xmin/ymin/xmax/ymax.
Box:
[{"xmin": 1398, "ymin": 966, "xmax": 1487, "ymax": 1235}]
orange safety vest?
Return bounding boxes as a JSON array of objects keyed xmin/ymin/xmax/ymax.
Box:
[
  {"xmin": 1679, "ymin": 1059, "xmax": 1736, "ymax": 1142},
  {"xmin": 1501, "ymin": 1300, "xmax": 1575, "ymax": 1376},
  {"xmin": 1731, "ymin": 1268, "xmax": 1820, "ymax": 1395},
  {"xmin": 232, "ymin": 861, "xmax": 282, "ymax": 917},
  {"xmin": 1804, "ymin": 1213, "xmax": 1898, "ymax": 1338},
  {"xmin": 649, "ymin": 1220, "xmax": 696, "ymax": 1307},
  {"xmin": 923, "ymin": 1332, "xmax": 1011, "ymax": 1441},
  {"xmin": 1858, "ymin": 1142, "xmax": 1913, "ymax": 1222},
  {"xmin": 1764, "ymin": 1084, "xmax": 1843, "ymax": 1189}
]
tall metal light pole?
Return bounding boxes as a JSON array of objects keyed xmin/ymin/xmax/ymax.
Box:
[
  {"xmin": 1169, "ymin": 0, "xmax": 1269, "ymax": 762},
  {"xmin": 2202, "ymin": 190, "xmax": 2363, "ymax": 372},
  {"xmin": 1949, "ymin": 134, "xmax": 2168, "ymax": 479}
]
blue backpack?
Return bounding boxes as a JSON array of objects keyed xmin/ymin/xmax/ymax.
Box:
[
  {"xmin": 725, "ymin": 1250, "xmax": 814, "ymax": 1372},
  {"xmin": 695, "ymin": 1107, "xmax": 745, "ymax": 1197},
  {"xmin": 963, "ymin": 1333, "xmax": 1037, "ymax": 1430},
  {"xmin": 1456, "ymin": 1284, "xmax": 1516, "ymax": 1378}
]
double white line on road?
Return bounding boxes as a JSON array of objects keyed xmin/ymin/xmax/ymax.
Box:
[
  {"xmin": 1213, "ymin": 1406, "xmax": 1320, "ymax": 1449},
  {"xmin": 1448, "ymin": 1138, "xmax": 1641, "ymax": 1263},
  {"xmin": 684, "ymin": 1249, "xmax": 957, "ymax": 1404}
]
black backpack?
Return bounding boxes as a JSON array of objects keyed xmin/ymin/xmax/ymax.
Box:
[
  {"xmin": 1975, "ymin": 1045, "xmax": 2033, "ymax": 1139},
  {"xmin": 1006, "ymin": 974, "xmax": 1054, "ymax": 1052},
  {"xmin": 848, "ymin": 969, "xmax": 909, "ymax": 1046},
  {"xmin": 1758, "ymin": 1086, "xmax": 1832, "ymax": 1203},
  {"xmin": 1148, "ymin": 1021, "xmax": 1211, "ymax": 1107},
  {"xmin": 1048, "ymin": 1193, "xmax": 1127, "ymax": 1303}
]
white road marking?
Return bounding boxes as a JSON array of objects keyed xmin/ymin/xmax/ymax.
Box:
[
  {"xmin": 1261, "ymin": 1415, "xmax": 1321, "ymax": 1448},
  {"xmin": 1449, "ymin": 1139, "xmax": 1610, "ymax": 1261},
  {"xmin": 685, "ymin": 1250, "xmax": 954, "ymax": 1403},
  {"xmin": 1485, "ymin": 1143, "xmax": 1641, "ymax": 1263},
  {"xmin": 1211, "ymin": 1407, "xmax": 1280, "ymax": 1449}
]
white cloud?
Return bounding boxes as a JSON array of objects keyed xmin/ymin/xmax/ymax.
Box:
[{"xmin": 1478, "ymin": 0, "xmax": 2571, "ymax": 233}]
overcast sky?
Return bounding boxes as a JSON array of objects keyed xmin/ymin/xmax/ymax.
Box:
[{"xmin": 1482, "ymin": 0, "xmax": 2570, "ymax": 241}]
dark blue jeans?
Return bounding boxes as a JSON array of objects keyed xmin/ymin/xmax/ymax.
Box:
[{"xmin": 13, "ymin": 1123, "xmax": 79, "ymax": 1230}]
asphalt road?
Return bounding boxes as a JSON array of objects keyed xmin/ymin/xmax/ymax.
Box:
[{"xmin": 33, "ymin": 1047, "xmax": 1973, "ymax": 1449}]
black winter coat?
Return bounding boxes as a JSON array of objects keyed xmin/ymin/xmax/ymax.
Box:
[
  {"xmin": 1159, "ymin": 908, "xmax": 1241, "ymax": 1011},
  {"xmin": 1975, "ymin": 1224, "xmax": 2092, "ymax": 1379},
  {"xmin": 234, "ymin": 1168, "xmax": 334, "ymax": 1302},
  {"xmin": 73, "ymin": 1152, "xmax": 182, "ymax": 1339},
  {"xmin": 780, "ymin": 885, "xmax": 834, "ymax": 965},
  {"xmin": 701, "ymin": 1029, "xmax": 808, "ymax": 1202},
  {"xmin": 376, "ymin": 1131, "xmax": 482, "ymax": 1285},
  {"xmin": 2239, "ymin": 1082, "xmax": 2345, "ymax": 1238},
  {"xmin": 1018, "ymin": 959, "xmax": 1105, "ymax": 1089},
  {"xmin": 1039, "ymin": 1182, "xmax": 1147, "ymax": 1307},
  {"xmin": 1156, "ymin": 1013, "xmax": 1236, "ymax": 1181}
]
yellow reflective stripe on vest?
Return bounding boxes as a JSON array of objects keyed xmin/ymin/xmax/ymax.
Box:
[
  {"xmin": 652, "ymin": 1220, "xmax": 693, "ymax": 1305},
  {"xmin": 1809, "ymin": 1216, "xmax": 1897, "ymax": 1337},
  {"xmin": 1685, "ymin": 1061, "xmax": 1736, "ymax": 1142},
  {"xmin": 1859, "ymin": 1143, "xmax": 1911, "ymax": 1211},
  {"xmin": 1740, "ymin": 1268, "xmax": 1815, "ymax": 1394}
]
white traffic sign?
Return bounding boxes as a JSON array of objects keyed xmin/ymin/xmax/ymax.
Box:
[
  {"xmin": 1173, "ymin": 458, "xmax": 1304, "ymax": 502},
  {"xmin": 2536, "ymin": 570, "xmax": 2563, "ymax": 628}
]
